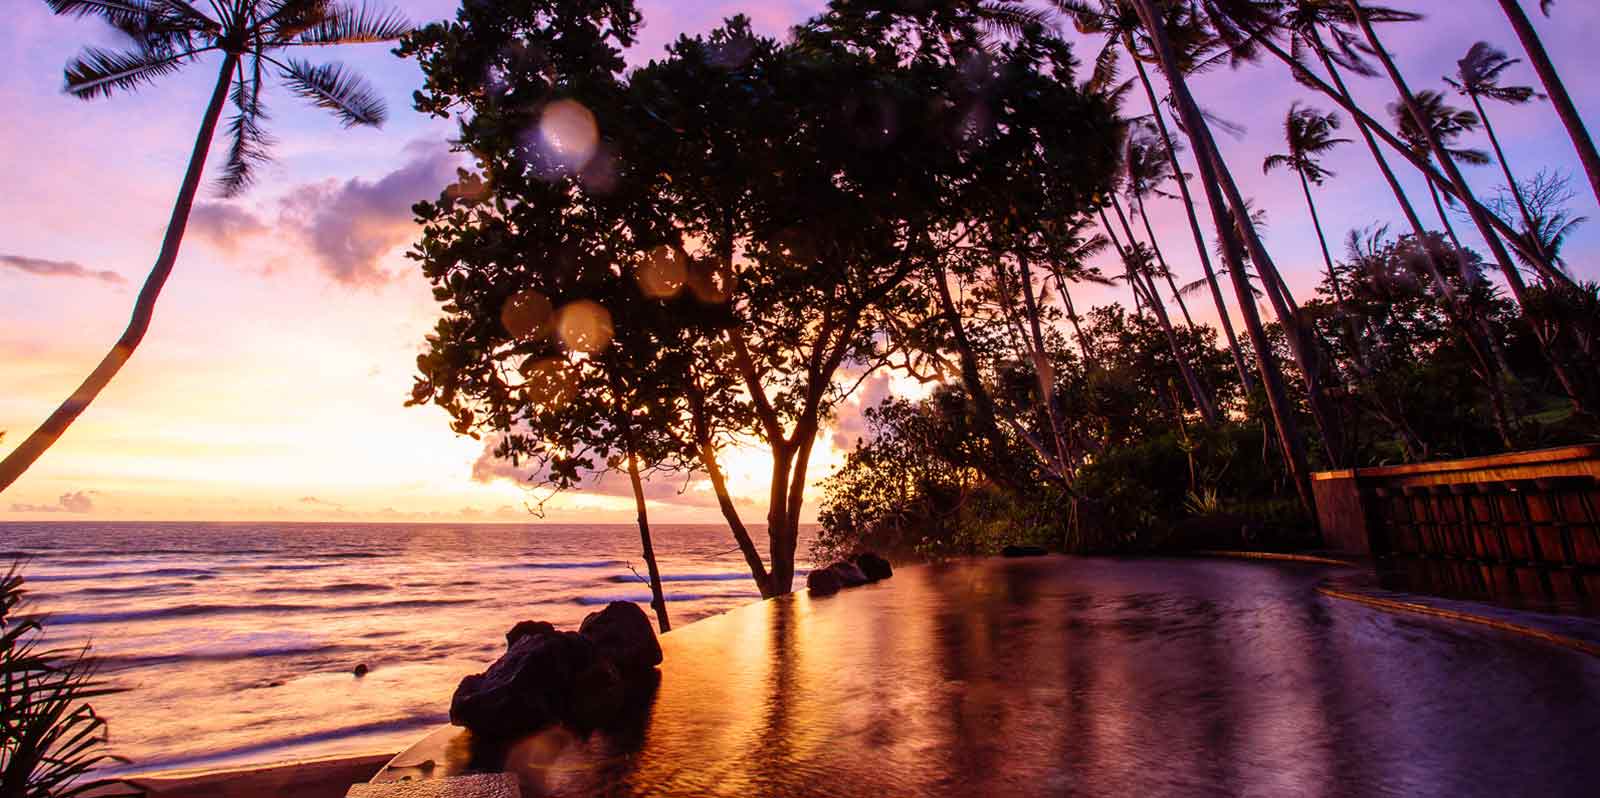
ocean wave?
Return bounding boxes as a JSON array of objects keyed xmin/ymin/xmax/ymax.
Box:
[
  {"xmin": 498, "ymin": 560, "xmax": 625, "ymax": 570},
  {"xmin": 607, "ymin": 572, "xmax": 752, "ymax": 584},
  {"xmin": 99, "ymin": 642, "xmax": 364, "ymax": 670},
  {"xmin": 106, "ymin": 714, "xmax": 446, "ymax": 777},
  {"xmin": 252, "ymin": 563, "xmax": 339, "ymax": 572},
  {"xmin": 250, "ymin": 582, "xmax": 393, "ymax": 596},
  {"xmin": 25, "ymin": 568, "xmax": 219, "ymax": 583},
  {"xmin": 574, "ymin": 591, "xmax": 761, "ymax": 605},
  {"xmin": 42, "ymin": 597, "xmax": 478, "ymax": 626}
]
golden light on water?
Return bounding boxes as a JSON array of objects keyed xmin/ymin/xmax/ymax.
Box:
[
  {"xmin": 501, "ymin": 289, "xmax": 555, "ymax": 340},
  {"xmin": 556, "ymin": 300, "xmax": 614, "ymax": 354},
  {"xmin": 638, "ymin": 246, "xmax": 687, "ymax": 299},
  {"xmin": 538, "ymin": 99, "xmax": 600, "ymax": 173}
]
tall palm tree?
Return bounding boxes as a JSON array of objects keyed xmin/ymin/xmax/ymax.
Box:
[
  {"xmin": 1263, "ymin": 103, "xmax": 1351, "ymax": 304},
  {"xmin": 1349, "ymin": 0, "xmax": 1591, "ymax": 414},
  {"xmin": 1124, "ymin": 123, "xmax": 1199, "ymax": 328},
  {"xmin": 1121, "ymin": 0, "xmax": 1324, "ymax": 510},
  {"xmin": 1445, "ymin": 42, "xmax": 1555, "ymax": 274},
  {"xmin": 1063, "ymin": 0, "xmax": 1257, "ymax": 393},
  {"xmin": 1495, "ymin": 0, "xmax": 1600, "ymax": 210},
  {"xmin": 0, "ymin": 1, "xmax": 409, "ymax": 493},
  {"xmin": 1390, "ymin": 90, "xmax": 1490, "ymax": 257}
]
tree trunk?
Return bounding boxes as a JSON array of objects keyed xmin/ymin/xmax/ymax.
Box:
[
  {"xmin": 1108, "ymin": 197, "xmax": 1220, "ymax": 425},
  {"xmin": 1256, "ymin": 28, "xmax": 1567, "ymax": 286},
  {"xmin": 1128, "ymin": 49, "xmax": 1254, "ymax": 393},
  {"xmin": 1472, "ymin": 94, "xmax": 1550, "ymax": 271},
  {"xmin": 1129, "ymin": 0, "xmax": 1316, "ymax": 515},
  {"xmin": 1051, "ymin": 268, "xmax": 1097, "ymax": 371},
  {"xmin": 0, "ymin": 54, "xmax": 239, "ymax": 494},
  {"xmin": 688, "ymin": 381, "xmax": 773, "ymax": 598},
  {"xmin": 1299, "ymin": 170, "xmax": 1343, "ymax": 303},
  {"xmin": 1017, "ymin": 256, "xmax": 1074, "ymax": 469},
  {"xmin": 1497, "ymin": 0, "xmax": 1600, "ymax": 210},
  {"xmin": 615, "ymin": 405, "xmax": 670, "ymax": 632},
  {"xmin": 1351, "ymin": 0, "xmax": 1592, "ymax": 414},
  {"xmin": 932, "ymin": 262, "xmax": 1023, "ymax": 492},
  {"xmin": 1424, "ymin": 172, "xmax": 1469, "ymax": 255},
  {"xmin": 1134, "ymin": 190, "xmax": 1197, "ymax": 328}
]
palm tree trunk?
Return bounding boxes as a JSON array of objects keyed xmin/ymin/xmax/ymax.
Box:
[
  {"xmin": 933, "ymin": 262, "xmax": 1022, "ymax": 492},
  {"xmin": 1257, "ymin": 28, "xmax": 1567, "ymax": 285},
  {"xmin": 616, "ymin": 405, "xmax": 670, "ymax": 632},
  {"xmin": 1350, "ymin": 0, "xmax": 1591, "ymax": 414},
  {"xmin": 1497, "ymin": 0, "xmax": 1600, "ymax": 210},
  {"xmin": 1129, "ymin": 0, "xmax": 1316, "ymax": 513},
  {"xmin": 1052, "ymin": 270, "xmax": 1097, "ymax": 370},
  {"xmin": 1129, "ymin": 50, "xmax": 1254, "ymax": 393},
  {"xmin": 1098, "ymin": 207, "xmax": 1146, "ymax": 313},
  {"xmin": 1113, "ymin": 178, "xmax": 1219, "ymax": 426},
  {"xmin": 1471, "ymin": 94, "xmax": 1549, "ymax": 269},
  {"xmin": 1134, "ymin": 190, "xmax": 1197, "ymax": 327},
  {"xmin": 1298, "ymin": 170, "xmax": 1342, "ymax": 301},
  {"xmin": 1017, "ymin": 256, "xmax": 1074, "ymax": 469},
  {"xmin": 1424, "ymin": 173, "xmax": 1469, "ymax": 255},
  {"xmin": 0, "ymin": 54, "xmax": 239, "ymax": 494}
]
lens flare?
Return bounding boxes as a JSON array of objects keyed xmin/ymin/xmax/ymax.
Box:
[
  {"xmin": 500, "ymin": 289, "xmax": 554, "ymax": 340},
  {"xmin": 556, "ymin": 300, "xmax": 614, "ymax": 354},
  {"xmin": 638, "ymin": 246, "xmax": 687, "ymax": 299},
  {"xmin": 538, "ymin": 99, "xmax": 600, "ymax": 173}
]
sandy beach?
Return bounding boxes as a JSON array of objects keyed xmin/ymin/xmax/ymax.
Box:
[{"xmin": 125, "ymin": 753, "xmax": 392, "ymax": 798}]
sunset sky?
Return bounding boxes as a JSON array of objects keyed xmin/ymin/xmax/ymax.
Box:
[{"xmin": 3, "ymin": 0, "xmax": 1597, "ymax": 523}]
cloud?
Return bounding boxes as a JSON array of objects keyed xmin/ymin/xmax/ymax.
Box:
[
  {"xmin": 276, "ymin": 143, "xmax": 459, "ymax": 286},
  {"xmin": 189, "ymin": 203, "xmax": 270, "ymax": 251},
  {"xmin": 1, "ymin": 254, "xmax": 123, "ymax": 284},
  {"xmin": 10, "ymin": 490, "xmax": 95, "ymax": 514},
  {"xmin": 471, "ymin": 435, "xmax": 713, "ymax": 507},
  {"xmin": 299, "ymin": 496, "xmax": 342, "ymax": 506},
  {"xmin": 831, "ymin": 372, "xmax": 894, "ymax": 450}
]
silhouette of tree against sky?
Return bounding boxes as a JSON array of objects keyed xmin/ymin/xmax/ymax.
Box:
[{"xmin": 0, "ymin": 0, "xmax": 409, "ymax": 494}]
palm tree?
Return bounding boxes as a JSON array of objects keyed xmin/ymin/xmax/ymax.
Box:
[
  {"xmin": 0, "ymin": 1, "xmax": 409, "ymax": 493},
  {"xmin": 1264, "ymin": 103, "xmax": 1351, "ymax": 304},
  {"xmin": 1108, "ymin": 0, "xmax": 1327, "ymax": 507},
  {"xmin": 1349, "ymin": 0, "xmax": 1591, "ymax": 413},
  {"xmin": 1445, "ymin": 42, "xmax": 1556, "ymax": 273},
  {"xmin": 1124, "ymin": 123, "xmax": 1199, "ymax": 328},
  {"xmin": 1063, "ymin": 0, "xmax": 1257, "ymax": 393},
  {"xmin": 1495, "ymin": 0, "xmax": 1600, "ymax": 210},
  {"xmin": 1389, "ymin": 90, "xmax": 1490, "ymax": 257}
]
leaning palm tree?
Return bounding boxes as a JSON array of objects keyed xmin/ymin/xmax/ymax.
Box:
[
  {"xmin": 0, "ymin": 1, "xmax": 410, "ymax": 493},
  {"xmin": 1495, "ymin": 0, "xmax": 1600, "ymax": 209},
  {"xmin": 1389, "ymin": 90, "xmax": 1490, "ymax": 257},
  {"xmin": 1123, "ymin": 123, "xmax": 1199, "ymax": 328},
  {"xmin": 1264, "ymin": 103, "xmax": 1351, "ymax": 304},
  {"xmin": 1350, "ymin": 0, "xmax": 1591, "ymax": 413},
  {"xmin": 1445, "ymin": 42, "xmax": 1552, "ymax": 268}
]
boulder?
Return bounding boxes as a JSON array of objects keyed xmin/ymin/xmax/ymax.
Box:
[
  {"xmin": 449, "ymin": 629, "xmax": 622, "ymax": 738},
  {"xmin": 352, "ymin": 663, "xmax": 370, "ymax": 678},
  {"xmin": 829, "ymin": 561, "xmax": 869, "ymax": 588},
  {"xmin": 505, "ymin": 620, "xmax": 557, "ymax": 649},
  {"xmin": 807, "ymin": 567, "xmax": 842, "ymax": 595},
  {"xmin": 1001, "ymin": 545, "xmax": 1049, "ymax": 558},
  {"xmin": 578, "ymin": 601, "xmax": 662, "ymax": 680},
  {"xmin": 853, "ymin": 552, "xmax": 893, "ymax": 581}
]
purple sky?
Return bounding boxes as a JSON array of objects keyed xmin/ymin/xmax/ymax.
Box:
[{"xmin": 1, "ymin": 1, "xmax": 1596, "ymax": 521}]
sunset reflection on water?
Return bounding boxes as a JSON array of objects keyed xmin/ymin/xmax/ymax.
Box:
[{"xmin": 383, "ymin": 557, "xmax": 1600, "ymax": 797}]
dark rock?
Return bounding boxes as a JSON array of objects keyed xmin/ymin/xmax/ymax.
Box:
[
  {"xmin": 505, "ymin": 620, "xmax": 557, "ymax": 649},
  {"xmin": 830, "ymin": 561, "xmax": 869, "ymax": 588},
  {"xmin": 449, "ymin": 629, "xmax": 622, "ymax": 738},
  {"xmin": 807, "ymin": 567, "xmax": 842, "ymax": 595},
  {"xmin": 352, "ymin": 663, "xmax": 370, "ymax": 678},
  {"xmin": 853, "ymin": 552, "xmax": 893, "ymax": 581},
  {"xmin": 578, "ymin": 602, "xmax": 662, "ymax": 680},
  {"xmin": 1001, "ymin": 545, "xmax": 1049, "ymax": 558}
]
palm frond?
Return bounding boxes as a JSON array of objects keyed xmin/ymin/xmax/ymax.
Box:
[
  {"xmin": 218, "ymin": 56, "xmax": 274, "ymax": 196},
  {"xmin": 287, "ymin": 2, "xmax": 412, "ymax": 45},
  {"xmin": 62, "ymin": 44, "xmax": 199, "ymax": 99},
  {"xmin": 277, "ymin": 57, "xmax": 386, "ymax": 126},
  {"xmin": 44, "ymin": 0, "xmax": 155, "ymax": 27}
]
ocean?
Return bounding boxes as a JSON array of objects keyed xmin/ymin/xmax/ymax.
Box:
[{"xmin": 0, "ymin": 522, "xmax": 810, "ymax": 776}]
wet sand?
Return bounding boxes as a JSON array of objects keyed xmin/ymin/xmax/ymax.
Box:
[{"xmin": 126, "ymin": 753, "xmax": 391, "ymax": 797}]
